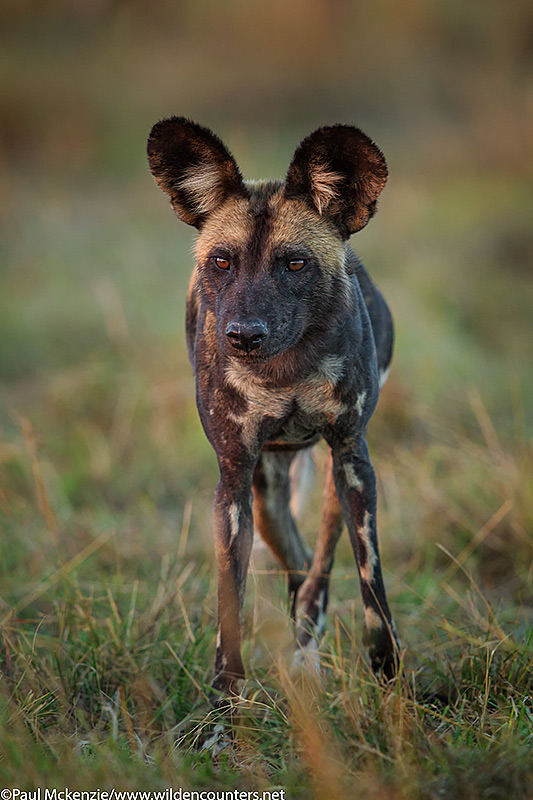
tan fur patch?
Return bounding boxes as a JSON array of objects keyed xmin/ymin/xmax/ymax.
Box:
[
  {"xmin": 204, "ymin": 308, "xmax": 219, "ymax": 355},
  {"xmin": 195, "ymin": 191, "xmax": 351, "ymax": 307},
  {"xmin": 225, "ymin": 361, "xmax": 292, "ymax": 412},
  {"xmin": 225, "ymin": 357, "xmax": 346, "ymax": 449},
  {"xmin": 357, "ymin": 510, "xmax": 377, "ymax": 582},
  {"xmin": 364, "ymin": 606, "xmax": 384, "ymax": 630},
  {"xmin": 225, "ymin": 360, "xmax": 293, "ymax": 450},
  {"xmin": 309, "ymin": 162, "xmax": 343, "ymax": 215},
  {"xmin": 269, "ymin": 197, "xmax": 346, "ymax": 276},
  {"xmin": 269, "ymin": 197, "xmax": 353, "ymax": 306},
  {"xmin": 194, "ymin": 198, "xmax": 252, "ymax": 264},
  {"xmin": 186, "ymin": 270, "xmax": 200, "ymax": 310},
  {"xmin": 299, "ymin": 356, "xmax": 346, "ymax": 421},
  {"xmin": 299, "ymin": 378, "xmax": 346, "ymax": 423},
  {"xmin": 181, "ymin": 162, "xmax": 226, "ymax": 215}
]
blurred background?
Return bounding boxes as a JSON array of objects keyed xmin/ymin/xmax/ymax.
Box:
[{"xmin": 1, "ymin": 0, "xmax": 532, "ymax": 652}]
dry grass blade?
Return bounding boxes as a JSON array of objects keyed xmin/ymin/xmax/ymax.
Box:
[
  {"xmin": 0, "ymin": 528, "xmax": 116, "ymax": 628},
  {"xmin": 16, "ymin": 414, "xmax": 58, "ymax": 545}
]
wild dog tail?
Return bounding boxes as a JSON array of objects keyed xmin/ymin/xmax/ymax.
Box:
[{"xmin": 289, "ymin": 447, "xmax": 317, "ymax": 519}]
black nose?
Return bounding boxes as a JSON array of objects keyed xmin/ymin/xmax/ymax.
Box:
[{"xmin": 225, "ymin": 319, "xmax": 268, "ymax": 352}]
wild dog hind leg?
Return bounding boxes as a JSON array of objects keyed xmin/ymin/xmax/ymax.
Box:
[
  {"xmin": 253, "ymin": 450, "xmax": 313, "ymax": 613},
  {"xmin": 294, "ymin": 448, "xmax": 344, "ymax": 657}
]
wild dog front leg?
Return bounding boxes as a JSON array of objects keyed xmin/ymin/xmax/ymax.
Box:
[
  {"xmin": 331, "ymin": 435, "xmax": 399, "ymax": 678},
  {"xmin": 211, "ymin": 466, "xmax": 254, "ymax": 700}
]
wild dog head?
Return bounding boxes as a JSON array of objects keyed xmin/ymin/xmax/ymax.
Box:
[{"xmin": 147, "ymin": 118, "xmax": 387, "ymax": 362}]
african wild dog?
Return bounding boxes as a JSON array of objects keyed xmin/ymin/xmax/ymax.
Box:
[{"xmin": 147, "ymin": 118, "xmax": 399, "ymax": 700}]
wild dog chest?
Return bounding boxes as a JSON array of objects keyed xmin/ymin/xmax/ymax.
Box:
[{"xmin": 223, "ymin": 355, "xmax": 351, "ymax": 451}]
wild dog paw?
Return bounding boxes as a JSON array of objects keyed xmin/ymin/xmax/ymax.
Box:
[
  {"xmin": 292, "ymin": 637, "xmax": 322, "ymax": 677},
  {"xmin": 200, "ymin": 721, "xmax": 233, "ymax": 755},
  {"xmin": 363, "ymin": 612, "xmax": 400, "ymax": 680}
]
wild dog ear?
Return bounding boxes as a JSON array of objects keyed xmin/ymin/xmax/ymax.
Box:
[
  {"xmin": 147, "ymin": 117, "xmax": 247, "ymax": 228},
  {"xmin": 284, "ymin": 125, "xmax": 388, "ymax": 238}
]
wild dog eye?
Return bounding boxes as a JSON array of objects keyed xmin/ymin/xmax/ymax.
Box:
[
  {"xmin": 287, "ymin": 259, "xmax": 306, "ymax": 272},
  {"xmin": 214, "ymin": 257, "xmax": 231, "ymax": 270}
]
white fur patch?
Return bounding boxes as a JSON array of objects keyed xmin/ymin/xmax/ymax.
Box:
[
  {"xmin": 181, "ymin": 162, "xmax": 223, "ymax": 215},
  {"xmin": 309, "ymin": 162, "xmax": 343, "ymax": 215},
  {"xmin": 315, "ymin": 355, "xmax": 345, "ymax": 385},
  {"xmin": 201, "ymin": 722, "xmax": 228, "ymax": 754},
  {"xmin": 343, "ymin": 463, "xmax": 364, "ymax": 492},
  {"xmin": 379, "ymin": 366, "xmax": 390, "ymax": 389},
  {"xmin": 228, "ymin": 502, "xmax": 240, "ymax": 542},
  {"xmin": 356, "ymin": 390, "xmax": 367, "ymax": 416},
  {"xmin": 357, "ymin": 510, "xmax": 377, "ymax": 582}
]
